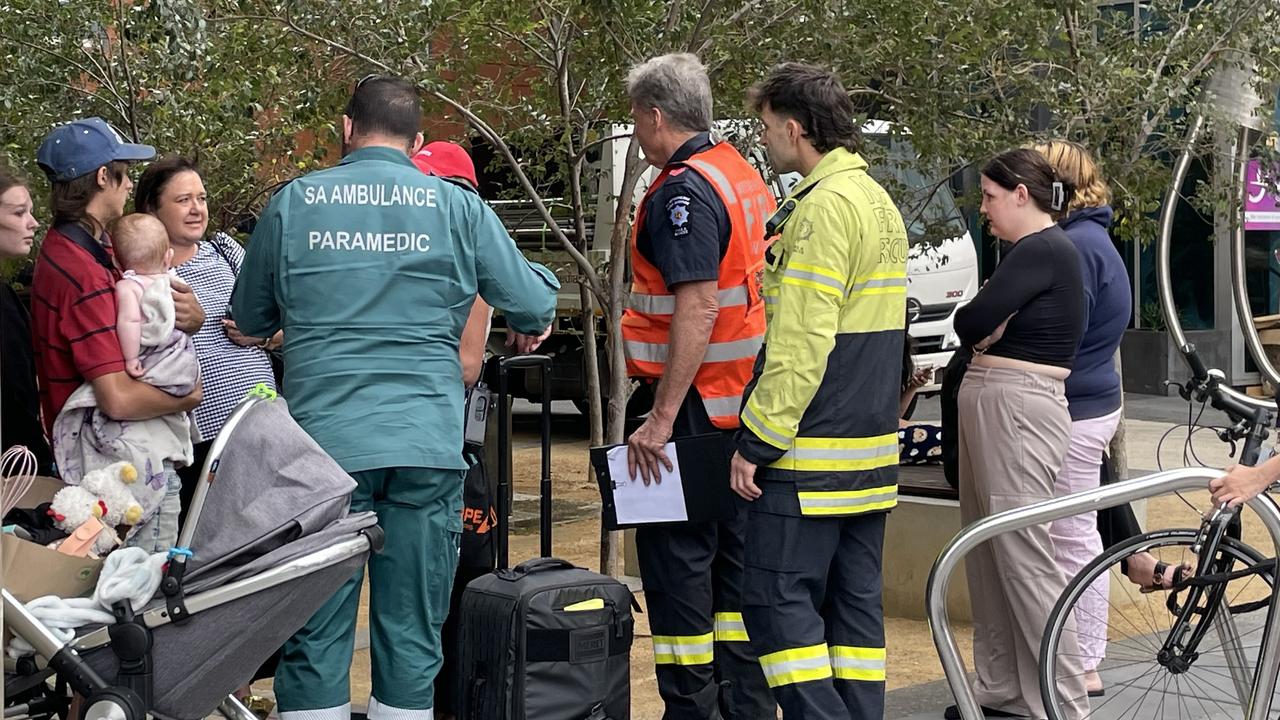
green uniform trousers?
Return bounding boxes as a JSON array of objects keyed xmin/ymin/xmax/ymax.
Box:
[{"xmin": 275, "ymin": 466, "xmax": 464, "ymax": 720}]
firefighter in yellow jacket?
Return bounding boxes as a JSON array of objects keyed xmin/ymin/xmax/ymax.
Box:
[{"xmin": 730, "ymin": 63, "xmax": 908, "ymax": 720}]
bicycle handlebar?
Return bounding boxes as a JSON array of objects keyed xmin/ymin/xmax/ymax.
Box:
[
  {"xmin": 1179, "ymin": 344, "xmax": 1272, "ymax": 427},
  {"xmin": 1178, "ymin": 344, "xmax": 1273, "ymax": 467},
  {"xmin": 1184, "ymin": 345, "xmax": 1209, "ymax": 381}
]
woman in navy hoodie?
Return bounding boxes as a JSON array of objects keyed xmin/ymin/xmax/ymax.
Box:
[{"xmin": 1036, "ymin": 141, "xmax": 1155, "ymax": 696}]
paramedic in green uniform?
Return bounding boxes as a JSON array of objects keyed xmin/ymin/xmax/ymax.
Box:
[{"xmin": 231, "ymin": 75, "xmax": 559, "ymax": 720}]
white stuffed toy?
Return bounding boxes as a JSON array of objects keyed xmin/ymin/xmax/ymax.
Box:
[
  {"xmin": 80, "ymin": 462, "xmax": 145, "ymax": 527},
  {"xmin": 47, "ymin": 462, "xmax": 144, "ymax": 557},
  {"xmin": 48, "ymin": 485, "xmax": 119, "ymax": 556}
]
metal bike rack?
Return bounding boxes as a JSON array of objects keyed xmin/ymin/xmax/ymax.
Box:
[
  {"xmin": 1158, "ymin": 55, "xmax": 1280, "ymax": 404},
  {"xmin": 927, "ymin": 467, "xmax": 1280, "ymax": 720}
]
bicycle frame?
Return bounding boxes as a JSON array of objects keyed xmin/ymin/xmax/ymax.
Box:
[
  {"xmin": 1156, "ymin": 505, "xmax": 1243, "ymax": 673},
  {"xmin": 1152, "ymin": 405, "xmax": 1271, "ymax": 682},
  {"xmin": 927, "ymin": 468, "xmax": 1280, "ymax": 720}
]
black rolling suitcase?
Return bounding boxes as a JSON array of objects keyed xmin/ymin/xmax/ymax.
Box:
[{"xmin": 455, "ymin": 355, "xmax": 634, "ymax": 720}]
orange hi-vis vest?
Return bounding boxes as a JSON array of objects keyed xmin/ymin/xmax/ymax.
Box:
[{"xmin": 623, "ymin": 141, "xmax": 775, "ymax": 428}]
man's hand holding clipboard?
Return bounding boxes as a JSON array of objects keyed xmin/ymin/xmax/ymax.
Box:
[{"xmin": 627, "ymin": 408, "xmax": 675, "ymax": 485}]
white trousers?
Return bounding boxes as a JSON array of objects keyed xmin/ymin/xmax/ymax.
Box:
[{"xmin": 1050, "ymin": 408, "xmax": 1122, "ymax": 671}]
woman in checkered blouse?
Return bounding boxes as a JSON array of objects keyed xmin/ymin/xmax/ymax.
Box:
[{"xmin": 134, "ymin": 157, "xmax": 279, "ymax": 526}]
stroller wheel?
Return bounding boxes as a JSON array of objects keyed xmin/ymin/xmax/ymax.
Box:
[{"xmin": 80, "ymin": 688, "xmax": 145, "ymax": 720}]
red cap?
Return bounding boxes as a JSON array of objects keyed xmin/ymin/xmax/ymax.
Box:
[{"xmin": 412, "ymin": 142, "xmax": 478, "ymax": 189}]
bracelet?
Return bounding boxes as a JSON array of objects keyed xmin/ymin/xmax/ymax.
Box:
[{"xmin": 259, "ymin": 337, "xmax": 273, "ymax": 350}]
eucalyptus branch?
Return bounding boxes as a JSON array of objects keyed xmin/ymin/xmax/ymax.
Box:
[
  {"xmin": 1006, "ymin": 61, "xmax": 1074, "ymax": 76},
  {"xmin": 608, "ymin": 137, "xmax": 646, "ymax": 323},
  {"xmin": 1143, "ymin": 0, "xmax": 1202, "ymax": 98},
  {"xmin": 571, "ymin": 77, "xmax": 589, "ymax": 114},
  {"xmin": 848, "ymin": 86, "xmax": 904, "ymax": 107},
  {"xmin": 707, "ymin": 3, "xmax": 801, "ymax": 65},
  {"xmin": 600, "ymin": 19, "xmax": 643, "ymax": 65},
  {"xmin": 78, "ymin": 42, "xmax": 115, "ymax": 92},
  {"xmin": 1131, "ymin": 0, "xmax": 1267, "ymax": 159},
  {"xmin": 721, "ymin": 0, "xmax": 769, "ymax": 29},
  {"xmin": 115, "ymin": 0, "xmax": 141, "ymax": 141},
  {"xmin": 1060, "ymin": 5, "xmax": 1094, "ymax": 121},
  {"xmin": 213, "ymin": 6, "xmax": 603, "ymax": 293},
  {"xmin": 553, "ymin": 7, "xmax": 605, "ymax": 305},
  {"xmin": 531, "ymin": 1, "xmax": 565, "ymax": 56},
  {"xmin": 685, "ymin": 0, "xmax": 717, "ymax": 52},
  {"xmin": 573, "ymin": 133, "xmax": 634, "ymax": 167},
  {"xmin": 32, "ymin": 81, "xmax": 130, "ymax": 126},
  {"xmin": 662, "ymin": 0, "xmax": 684, "ymax": 38},
  {"xmin": 484, "ymin": 21, "xmax": 555, "ymax": 69},
  {"xmin": 0, "ymin": 34, "xmax": 128, "ymax": 117}
]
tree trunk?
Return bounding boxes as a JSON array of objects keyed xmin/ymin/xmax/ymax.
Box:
[
  {"xmin": 599, "ymin": 138, "xmax": 648, "ymax": 577},
  {"xmin": 1107, "ymin": 348, "xmax": 1128, "ymax": 481}
]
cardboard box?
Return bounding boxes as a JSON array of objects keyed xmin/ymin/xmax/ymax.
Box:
[{"xmin": 3, "ymin": 476, "xmax": 103, "ymax": 603}]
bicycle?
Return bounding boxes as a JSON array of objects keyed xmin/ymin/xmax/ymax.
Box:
[{"xmin": 1039, "ymin": 345, "xmax": 1280, "ymax": 720}]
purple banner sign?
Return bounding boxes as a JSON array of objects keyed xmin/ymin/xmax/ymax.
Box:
[{"xmin": 1246, "ymin": 159, "xmax": 1280, "ymax": 231}]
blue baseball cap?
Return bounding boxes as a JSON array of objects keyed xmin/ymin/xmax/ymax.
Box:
[{"xmin": 36, "ymin": 117, "xmax": 155, "ymax": 182}]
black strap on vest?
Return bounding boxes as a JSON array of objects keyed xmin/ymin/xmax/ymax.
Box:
[
  {"xmin": 764, "ymin": 183, "xmax": 819, "ymax": 239},
  {"xmin": 764, "ymin": 183, "xmax": 820, "ymax": 268}
]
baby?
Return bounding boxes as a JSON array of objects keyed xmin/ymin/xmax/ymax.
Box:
[
  {"xmin": 103, "ymin": 214, "xmax": 200, "ymax": 548},
  {"xmin": 113, "ymin": 214, "xmax": 183, "ymax": 378}
]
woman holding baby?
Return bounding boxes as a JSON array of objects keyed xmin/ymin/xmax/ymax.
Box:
[{"xmin": 134, "ymin": 158, "xmax": 279, "ymax": 526}]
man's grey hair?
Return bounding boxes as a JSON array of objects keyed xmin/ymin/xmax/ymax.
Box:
[{"xmin": 625, "ymin": 53, "xmax": 713, "ymax": 133}]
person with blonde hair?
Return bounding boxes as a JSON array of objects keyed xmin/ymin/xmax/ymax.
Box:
[{"xmin": 1033, "ymin": 140, "xmax": 1137, "ymax": 699}]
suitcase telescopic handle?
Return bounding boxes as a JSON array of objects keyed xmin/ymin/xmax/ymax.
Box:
[
  {"xmin": 496, "ymin": 354, "xmax": 554, "ymax": 569},
  {"xmin": 499, "ymin": 354, "xmax": 553, "ymax": 372}
]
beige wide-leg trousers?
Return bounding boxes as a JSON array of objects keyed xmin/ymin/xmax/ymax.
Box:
[{"xmin": 958, "ymin": 364, "xmax": 1090, "ymax": 720}]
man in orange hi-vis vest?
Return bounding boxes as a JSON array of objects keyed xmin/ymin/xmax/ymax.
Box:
[{"xmin": 622, "ymin": 53, "xmax": 776, "ymax": 720}]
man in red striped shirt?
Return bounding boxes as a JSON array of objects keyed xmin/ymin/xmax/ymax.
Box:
[{"xmin": 32, "ymin": 118, "xmax": 203, "ymax": 478}]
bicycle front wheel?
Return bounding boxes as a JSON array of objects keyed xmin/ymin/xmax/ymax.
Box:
[{"xmin": 1040, "ymin": 529, "xmax": 1276, "ymax": 720}]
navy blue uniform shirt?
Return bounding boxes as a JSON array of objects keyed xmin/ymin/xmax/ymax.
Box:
[{"xmin": 636, "ymin": 133, "xmax": 732, "ymax": 287}]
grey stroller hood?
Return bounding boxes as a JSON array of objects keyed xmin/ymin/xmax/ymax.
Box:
[{"xmin": 184, "ymin": 395, "xmax": 358, "ymax": 583}]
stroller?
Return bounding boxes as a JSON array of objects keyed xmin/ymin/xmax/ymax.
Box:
[{"xmin": 4, "ymin": 389, "xmax": 383, "ymax": 720}]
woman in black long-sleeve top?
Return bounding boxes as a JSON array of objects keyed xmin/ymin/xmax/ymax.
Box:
[
  {"xmin": 945, "ymin": 149, "xmax": 1090, "ymax": 720},
  {"xmin": 0, "ymin": 166, "xmax": 54, "ymax": 475}
]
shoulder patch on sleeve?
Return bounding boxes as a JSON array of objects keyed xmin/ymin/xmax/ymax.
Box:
[
  {"xmin": 792, "ymin": 217, "xmax": 814, "ymax": 254},
  {"xmin": 666, "ymin": 195, "xmax": 692, "ymax": 236},
  {"xmin": 669, "ymin": 166, "xmax": 687, "ymax": 177}
]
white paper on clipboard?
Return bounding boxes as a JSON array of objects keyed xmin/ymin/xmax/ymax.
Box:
[{"xmin": 604, "ymin": 443, "xmax": 688, "ymax": 524}]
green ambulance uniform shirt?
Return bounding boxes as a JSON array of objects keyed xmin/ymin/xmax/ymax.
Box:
[{"xmin": 231, "ymin": 146, "xmax": 559, "ymax": 473}]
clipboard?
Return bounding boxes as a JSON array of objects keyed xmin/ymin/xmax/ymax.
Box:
[{"xmin": 589, "ymin": 433, "xmax": 736, "ymax": 530}]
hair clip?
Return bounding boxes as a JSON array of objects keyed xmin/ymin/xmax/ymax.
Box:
[{"xmin": 1050, "ymin": 181, "xmax": 1064, "ymax": 211}]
